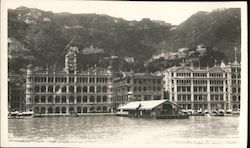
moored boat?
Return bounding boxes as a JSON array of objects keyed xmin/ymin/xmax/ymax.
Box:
[
  {"xmin": 210, "ymin": 109, "xmax": 224, "ymax": 116},
  {"xmin": 8, "ymin": 111, "xmax": 34, "ymax": 119}
]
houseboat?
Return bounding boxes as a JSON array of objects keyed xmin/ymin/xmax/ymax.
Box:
[{"xmin": 116, "ymin": 100, "xmax": 189, "ymax": 119}]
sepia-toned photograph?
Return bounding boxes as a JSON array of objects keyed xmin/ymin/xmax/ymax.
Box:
[{"xmin": 0, "ymin": 1, "xmax": 248, "ymax": 148}]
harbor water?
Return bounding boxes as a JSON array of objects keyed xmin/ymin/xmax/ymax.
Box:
[{"xmin": 8, "ymin": 115, "xmax": 239, "ymax": 144}]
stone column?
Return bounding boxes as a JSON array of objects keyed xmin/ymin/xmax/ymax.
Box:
[{"xmin": 207, "ymin": 79, "xmax": 211, "ymax": 111}]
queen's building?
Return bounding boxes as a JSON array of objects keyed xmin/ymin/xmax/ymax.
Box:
[
  {"xmin": 25, "ymin": 47, "xmax": 113, "ymax": 114},
  {"xmin": 162, "ymin": 57, "xmax": 241, "ymax": 111}
]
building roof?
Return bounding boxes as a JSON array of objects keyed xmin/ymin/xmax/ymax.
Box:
[{"xmin": 118, "ymin": 100, "xmax": 182, "ymax": 110}]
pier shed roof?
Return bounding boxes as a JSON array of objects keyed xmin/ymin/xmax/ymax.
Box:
[{"xmin": 118, "ymin": 100, "xmax": 182, "ymax": 111}]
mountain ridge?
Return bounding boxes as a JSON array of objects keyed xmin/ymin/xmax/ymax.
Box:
[{"xmin": 8, "ymin": 6, "xmax": 241, "ymax": 73}]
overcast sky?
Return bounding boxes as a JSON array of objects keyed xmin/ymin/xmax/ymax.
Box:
[{"xmin": 4, "ymin": 1, "xmax": 243, "ymax": 25}]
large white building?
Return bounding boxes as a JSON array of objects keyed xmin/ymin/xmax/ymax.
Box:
[
  {"xmin": 162, "ymin": 59, "xmax": 240, "ymax": 111},
  {"xmin": 25, "ymin": 47, "xmax": 113, "ymax": 114}
]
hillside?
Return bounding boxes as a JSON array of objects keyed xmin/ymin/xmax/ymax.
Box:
[
  {"xmin": 8, "ymin": 7, "xmax": 241, "ymax": 73},
  {"xmin": 165, "ymin": 8, "xmax": 241, "ymax": 61}
]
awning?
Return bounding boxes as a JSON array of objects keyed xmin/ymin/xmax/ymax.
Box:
[{"xmin": 118, "ymin": 100, "xmax": 181, "ymax": 111}]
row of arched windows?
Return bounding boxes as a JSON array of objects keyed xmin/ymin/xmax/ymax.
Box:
[
  {"xmin": 34, "ymin": 95, "xmax": 108, "ymax": 103},
  {"xmin": 34, "ymin": 106, "xmax": 109, "ymax": 114},
  {"xmin": 34, "ymin": 85, "xmax": 108, "ymax": 93}
]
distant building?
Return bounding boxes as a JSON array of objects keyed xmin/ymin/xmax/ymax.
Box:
[
  {"xmin": 196, "ymin": 45, "xmax": 206, "ymax": 56},
  {"xmin": 8, "ymin": 74, "xmax": 26, "ymax": 112},
  {"xmin": 162, "ymin": 64, "xmax": 231, "ymax": 111},
  {"xmin": 178, "ymin": 52, "xmax": 188, "ymax": 58},
  {"xmin": 227, "ymin": 59, "xmax": 241, "ymax": 111},
  {"xmin": 112, "ymin": 72, "xmax": 164, "ymax": 110},
  {"xmin": 220, "ymin": 50, "xmax": 241, "ymax": 111},
  {"xmin": 178, "ymin": 48, "xmax": 189, "ymax": 53},
  {"xmin": 169, "ymin": 52, "xmax": 179, "ymax": 59},
  {"xmin": 162, "ymin": 55, "xmax": 241, "ymax": 112},
  {"xmin": 25, "ymin": 46, "xmax": 113, "ymax": 114},
  {"xmin": 43, "ymin": 17, "xmax": 51, "ymax": 22}
]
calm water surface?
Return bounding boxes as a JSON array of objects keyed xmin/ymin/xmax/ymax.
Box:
[{"xmin": 8, "ymin": 116, "xmax": 239, "ymax": 144}]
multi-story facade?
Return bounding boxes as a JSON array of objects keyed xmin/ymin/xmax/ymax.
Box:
[
  {"xmin": 163, "ymin": 63, "xmax": 231, "ymax": 111},
  {"xmin": 8, "ymin": 74, "xmax": 26, "ymax": 112},
  {"xmin": 221, "ymin": 57, "xmax": 241, "ymax": 111},
  {"xmin": 112, "ymin": 72, "xmax": 164, "ymax": 110},
  {"xmin": 25, "ymin": 47, "xmax": 113, "ymax": 114},
  {"xmin": 163, "ymin": 57, "xmax": 241, "ymax": 112}
]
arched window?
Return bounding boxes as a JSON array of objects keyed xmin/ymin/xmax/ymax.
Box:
[
  {"xmin": 34, "ymin": 86, "xmax": 40, "ymax": 93},
  {"xmin": 83, "ymin": 107, "xmax": 88, "ymax": 113},
  {"xmin": 41, "ymin": 96, "xmax": 46, "ymax": 103},
  {"xmin": 62, "ymin": 86, "xmax": 67, "ymax": 93},
  {"xmin": 55, "ymin": 107, "xmax": 60, "ymax": 113},
  {"xmin": 48, "ymin": 96, "xmax": 53, "ymax": 103},
  {"xmin": 89, "ymin": 86, "xmax": 95, "ymax": 93},
  {"xmin": 55, "ymin": 86, "xmax": 60, "ymax": 92},
  {"xmin": 77, "ymin": 107, "xmax": 81, "ymax": 113},
  {"xmin": 97, "ymin": 86, "xmax": 102, "ymax": 93},
  {"xmin": 34, "ymin": 107, "xmax": 40, "ymax": 113},
  {"xmin": 77, "ymin": 96, "xmax": 82, "ymax": 103},
  {"xmin": 103, "ymin": 106, "xmax": 107, "ymax": 112},
  {"xmin": 233, "ymin": 104, "xmax": 237, "ymax": 109},
  {"xmin": 35, "ymin": 96, "xmax": 39, "ymax": 103},
  {"xmin": 69, "ymin": 86, "xmax": 74, "ymax": 93},
  {"xmin": 82, "ymin": 86, "xmax": 88, "ymax": 93},
  {"xmin": 48, "ymin": 107, "xmax": 53, "ymax": 114},
  {"xmin": 61, "ymin": 96, "xmax": 66, "ymax": 103},
  {"xmin": 238, "ymin": 74, "xmax": 241, "ymax": 78},
  {"xmin": 61, "ymin": 107, "xmax": 66, "ymax": 113},
  {"xmin": 41, "ymin": 86, "xmax": 46, "ymax": 92},
  {"xmin": 102, "ymin": 86, "xmax": 107, "ymax": 93},
  {"xmin": 77, "ymin": 86, "xmax": 81, "ymax": 93},
  {"xmin": 97, "ymin": 106, "xmax": 101, "ymax": 112},
  {"xmin": 69, "ymin": 107, "xmax": 75, "ymax": 113},
  {"xmin": 102, "ymin": 96, "xmax": 107, "ymax": 102},
  {"xmin": 83, "ymin": 96, "xmax": 88, "ymax": 102},
  {"xmin": 69, "ymin": 96, "xmax": 74, "ymax": 104},
  {"xmin": 89, "ymin": 106, "xmax": 95, "ymax": 112},
  {"xmin": 97, "ymin": 96, "xmax": 101, "ymax": 102},
  {"xmin": 90, "ymin": 96, "xmax": 95, "ymax": 102},
  {"xmin": 48, "ymin": 86, "xmax": 53, "ymax": 92},
  {"xmin": 55, "ymin": 96, "xmax": 60, "ymax": 103},
  {"xmin": 41, "ymin": 107, "xmax": 46, "ymax": 114}
]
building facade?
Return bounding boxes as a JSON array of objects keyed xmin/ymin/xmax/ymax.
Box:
[
  {"xmin": 25, "ymin": 47, "xmax": 113, "ymax": 114},
  {"xmin": 112, "ymin": 72, "xmax": 164, "ymax": 110},
  {"xmin": 221, "ymin": 58, "xmax": 241, "ymax": 111},
  {"xmin": 8, "ymin": 74, "xmax": 26, "ymax": 112},
  {"xmin": 163, "ymin": 58, "xmax": 241, "ymax": 111}
]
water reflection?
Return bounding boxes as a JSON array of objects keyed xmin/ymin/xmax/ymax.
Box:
[{"xmin": 8, "ymin": 116, "xmax": 239, "ymax": 144}]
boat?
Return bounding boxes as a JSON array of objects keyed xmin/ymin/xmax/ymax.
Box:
[
  {"xmin": 210, "ymin": 109, "xmax": 224, "ymax": 116},
  {"xmin": 232, "ymin": 109, "xmax": 240, "ymax": 115},
  {"xmin": 224, "ymin": 109, "xmax": 233, "ymax": 116},
  {"xmin": 8, "ymin": 111, "xmax": 34, "ymax": 119},
  {"xmin": 116, "ymin": 111, "xmax": 129, "ymax": 117}
]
